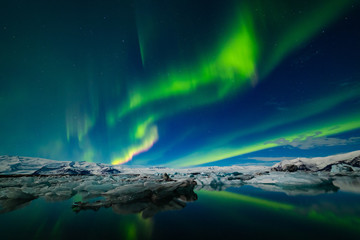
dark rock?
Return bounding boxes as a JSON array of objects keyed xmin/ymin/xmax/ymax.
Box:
[
  {"xmin": 286, "ymin": 165, "xmax": 298, "ymax": 172},
  {"xmin": 162, "ymin": 173, "xmax": 174, "ymax": 181},
  {"xmin": 273, "ymin": 164, "xmax": 311, "ymax": 172},
  {"xmin": 101, "ymin": 168, "xmax": 121, "ymax": 175},
  {"xmin": 228, "ymin": 175, "xmax": 254, "ymax": 181},
  {"xmin": 349, "ymin": 156, "xmax": 360, "ymax": 167}
]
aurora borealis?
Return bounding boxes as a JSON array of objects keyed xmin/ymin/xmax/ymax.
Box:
[{"xmin": 0, "ymin": 0, "xmax": 359, "ymax": 167}]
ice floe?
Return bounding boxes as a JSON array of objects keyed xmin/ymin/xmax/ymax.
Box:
[{"xmin": 1, "ymin": 151, "xmax": 360, "ymax": 214}]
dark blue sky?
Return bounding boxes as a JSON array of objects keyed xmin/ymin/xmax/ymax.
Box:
[{"xmin": 0, "ymin": 0, "xmax": 359, "ymax": 167}]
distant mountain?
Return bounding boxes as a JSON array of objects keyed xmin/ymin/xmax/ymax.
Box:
[
  {"xmin": 0, "ymin": 156, "xmax": 121, "ymax": 175},
  {"xmin": 1, "ymin": 150, "xmax": 360, "ymax": 176}
]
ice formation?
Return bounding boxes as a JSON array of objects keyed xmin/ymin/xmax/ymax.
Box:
[{"xmin": 1, "ymin": 150, "xmax": 360, "ymax": 214}]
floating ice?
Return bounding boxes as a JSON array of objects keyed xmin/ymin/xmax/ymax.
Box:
[{"xmin": 1, "ymin": 151, "xmax": 360, "ymax": 214}]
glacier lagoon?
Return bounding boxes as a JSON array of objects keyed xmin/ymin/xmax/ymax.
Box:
[
  {"xmin": 1, "ymin": 152, "xmax": 360, "ymax": 239},
  {"xmin": 1, "ymin": 184, "xmax": 360, "ymax": 240}
]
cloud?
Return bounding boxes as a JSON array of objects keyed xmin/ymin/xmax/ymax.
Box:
[
  {"xmin": 268, "ymin": 135, "xmax": 360, "ymax": 150},
  {"xmin": 247, "ymin": 157, "xmax": 295, "ymax": 162}
]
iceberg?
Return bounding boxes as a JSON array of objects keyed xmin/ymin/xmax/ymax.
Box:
[{"xmin": 1, "ymin": 150, "xmax": 360, "ymax": 214}]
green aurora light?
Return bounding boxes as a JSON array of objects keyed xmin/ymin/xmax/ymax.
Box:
[{"xmin": 0, "ymin": 0, "xmax": 358, "ymax": 166}]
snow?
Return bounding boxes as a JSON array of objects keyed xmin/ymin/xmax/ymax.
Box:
[{"xmin": 272, "ymin": 150, "xmax": 360, "ymax": 172}]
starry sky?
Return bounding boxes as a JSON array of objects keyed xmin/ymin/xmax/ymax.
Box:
[{"xmin": 0, "ymin": 0, "xmax": 359, "ymax": 167}]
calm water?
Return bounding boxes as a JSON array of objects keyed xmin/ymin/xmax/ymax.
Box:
[{"xmin": 1, "ymin": 186, "xmax": 360, "ymax": 240}]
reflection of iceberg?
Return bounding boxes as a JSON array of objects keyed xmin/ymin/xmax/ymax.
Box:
[
  {"xmin": 332, "ymin": 177, "xmax": 360, "ymax": 193},
  {"xmin": 0, "ymin": 195, "xmax": 36, "ymax": 214},
  {"xmin": 73, "ymin": 179, "xmax": 197, "ymax": 218}
]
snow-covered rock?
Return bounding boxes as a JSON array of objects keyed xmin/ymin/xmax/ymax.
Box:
[{"xmin": 272, "ymin": 150, "xmax": 360, "ymax": 172}]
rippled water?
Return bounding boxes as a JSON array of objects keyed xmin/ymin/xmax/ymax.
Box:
[{"xmin": 1, "ymin": 185, "xmax": 360, "ymax": 240}]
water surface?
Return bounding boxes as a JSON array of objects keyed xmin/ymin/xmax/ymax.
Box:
[{"xmin": 1, "ymin": 185, "xmax": 359, "ymax": 240}]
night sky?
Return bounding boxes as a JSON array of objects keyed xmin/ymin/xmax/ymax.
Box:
[{"xmin": 1, "ymin": 0, "xmax": 359, "ymax": 167}]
